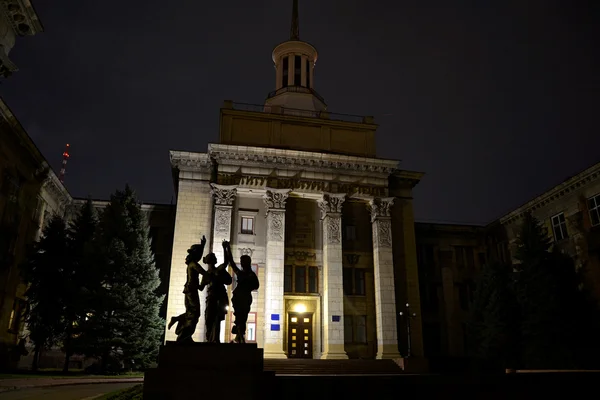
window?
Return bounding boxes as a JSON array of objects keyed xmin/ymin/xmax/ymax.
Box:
[
  {"xmin": 345, "ymin": 225, "xmax": 356, "ymax": 241},
  {"xmin": 588, "ymin": 194, "xmax": 600, "ymax": 227},
  {"xmin": 306, "ymin": 59, "xmax": 311, "ymax": 87},
  {"xmin": 478, "ymin": 252, "xmax": 486, "ymax": 268},
  {"xmin": 294, "ymin": 55, "xmax": 301, "ymax": 86},
  {"xmin": 343, "ymin": 267, "xmax": 366, "ymax": 296},
  {"xmin": 343, "ymin": 315, "xmax": 367, "ymax": 344},
  {"xmin": 420, "ymin": 282, "xmax": 439, "ymax": 312},
  {"xmin": 457, "ymin": 283, "xmax": 469, "ymax": 311},
  {"xmin": 284, "ymin": 265, "xmax": 318, "ymax": 294},
  {"xmin": 551, "ymin": 213, "xmax": 568, "ymax": 241},
  {"xmin": 454, "ymin": 246, "xmax": 475, "ymax": 270},
  {"xmin": 241, "ymin": 216, "xmax": 254, "ymax": 235},
  {"xmin": 282, "ymin": 56, "xmax": 289, "ymax": 87}
]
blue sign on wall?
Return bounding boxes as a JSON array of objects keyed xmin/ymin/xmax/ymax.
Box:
[
  {"xmin": 332, "ymin": 315, "xmax": 341, "ymax": 322},
  {"xmin": 271, "ymin": 314, "xmax": 280, "ymax": 321},
  {"xmin": 271, "ymin": 324, "xmax": 281, "ymax": 331}
]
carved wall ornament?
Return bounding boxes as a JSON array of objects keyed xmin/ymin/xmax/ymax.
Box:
[
  {"xmin": 345, "ymin": 254, "xmax": 360, "ymax": 265},
  {"xmin": 214, "ymin": 207, "xmax": 232, "ymax": 235},
  {"xmin": 239, "ymin": 247, "xmax": 254, "ymax": 257},
  {"xmin": 267, "ymin": 210, "xmax": 285, "ymax": 241},
  {"xmin": 374, "ymin": 219, "xmax": 392, "ymax": 248},
  {"xmin": 318, "ymin": 193, "xmax": 346, "ymax": 219},
  {"xmin": 286, "ymin": 251, "xmax": 316, "ymax": 262},
  {"xmin": 170, "ymin": 151, "xmax": 213, "ymax": 172},
  {"xmin": 324, "ymin": 215, "xmax": 342, "ymax": 245},
  {"xmin": 263, "ymin": 188, "xmax": 291, "ymax": 210},
  {"xmin": 368, "ymin": 197, "xmax": 395, "ymax": 222},
  {"xmin": 210, "ymin": 184, "xmax": 237, "ymax": 206}
]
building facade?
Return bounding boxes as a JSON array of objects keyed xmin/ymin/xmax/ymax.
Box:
[
  {"xmin": 0, "ymin": 0, "xmax": 42, "ymax": 78},
  {"xmin": 165, "ymin": 3, "xmax": 425, "ymax": 361}
]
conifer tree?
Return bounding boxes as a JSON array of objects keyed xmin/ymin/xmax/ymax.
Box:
[
  {"xmin": 63, "ymin": 198, "xmax": 98, "ymax": 372},
  {"xmin": 469, "ymin": 260, "xmax": 519, "ymax": 370},
  {"xmin": 21, "ymin": 215, "xmax": 69, "ymax": 371},
  {"xmin": 514, "ymin": 213, "xmax": 579, "ymax": 368},
  {"xmin": 82, "ymin": 186, "xmax": 164, "ymax": 371}
]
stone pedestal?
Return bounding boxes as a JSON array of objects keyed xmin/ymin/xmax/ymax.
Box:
[{"xmin": 144, "ymin": 342, "xmax": 273, "ymax": 400}]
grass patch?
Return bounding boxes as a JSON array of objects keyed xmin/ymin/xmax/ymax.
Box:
[
  {"xmin": 0, "ymin": 371, "xmax": 144, "ymax": 380},
  {"xmin": 96, "ymin": 384, "xmax": 143, "ymax": 399}
]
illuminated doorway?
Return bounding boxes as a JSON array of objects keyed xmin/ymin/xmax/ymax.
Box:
[{"xmin": 287, "ymin": 312, "xmax": 313, "ymax": 358}]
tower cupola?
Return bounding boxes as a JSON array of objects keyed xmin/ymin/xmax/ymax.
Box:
[{"xmin": 265, "ymin": 0, "xmax": 326, "ymax": 112}]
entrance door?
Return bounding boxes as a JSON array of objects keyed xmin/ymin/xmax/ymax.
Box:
[{"xmin": 287, "ymin": 312, "xmax": 313, "ymax": 358}]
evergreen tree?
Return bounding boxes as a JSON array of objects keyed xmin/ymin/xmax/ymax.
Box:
[
  {"xmin": 63, "ymin": 198, "xmax": 98, "ymax": 372},
  {"xmin": 81, "ymin": 186, "xmax": 164, "ymax": 371},
  {"xmin": 514, "ymin": 213, "xmax": 579, "ymax": 369},
  {"xmin": 469, "ymin": 260, "xmax": 519, "ymax": 371},
  {"xmin": 21, "ymin": 215, "xmax": 69, "ymax": 370}
]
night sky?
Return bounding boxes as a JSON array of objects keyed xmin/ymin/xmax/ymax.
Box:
[{"xmin": 1, "ymin": 0, "xmax": 597, "ymax": 224}]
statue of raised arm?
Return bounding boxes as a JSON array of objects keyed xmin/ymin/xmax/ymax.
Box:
[
  {"xmin": 167, "ymin": 235, "xmax": 207, "ymax": 343},
  {"xmin": 224, "ymin": 241, "xmax": 260, "ymax": 343}
]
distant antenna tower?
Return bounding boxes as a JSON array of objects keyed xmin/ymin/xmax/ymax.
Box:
[{"xmin": 59, "ymin": 143, "xmax": 70, "ymax": 183}]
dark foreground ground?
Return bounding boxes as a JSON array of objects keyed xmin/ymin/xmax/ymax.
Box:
[
  {"xmin": 0, "ymin": 382, "xmax": 137, "ymax": 399},
  {"xmin": 269, "ymin": 373, "xmax": 598, "ymax": 400}
]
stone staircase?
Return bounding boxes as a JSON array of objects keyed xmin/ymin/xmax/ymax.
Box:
[{"xmin": 263, "ymin": 359, "xmax": 404, "ymax": 375}]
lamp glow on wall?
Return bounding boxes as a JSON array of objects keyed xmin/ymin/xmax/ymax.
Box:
[{"xmin": 294, "ymin": 303, "xmax": 307, "ymax": 313}]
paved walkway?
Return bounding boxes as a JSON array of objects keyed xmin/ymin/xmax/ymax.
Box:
[
  {"xmin": 0, "ymin": 382, "xmax": 139, "ymax": 400},
  {"xmin": 0, "ymin": 377, "xmax": 143, "ymax": 394}
]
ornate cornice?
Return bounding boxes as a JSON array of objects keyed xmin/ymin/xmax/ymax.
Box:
[
  {"xmin": 0, "ymin": 0, "xmax": 43, "ymax": 36},
  {"xmin": 208, "ymin": 143, "xmax": 399, "ymax": 177},
  {"xmin": 210, "ymin": 183, "xmax": 237, "ymax": 206},
  {"xmin": 263, "ymin": 188, "xmax": 291, "ymax": 210},
  {"xmin": 500, "ymin": 162, "xmax": 600, "ymax": 226},
  {"xmin": 317, "ymin": 193, "xmax": 346, "ymax": 219},
  {"xmin": 170, "ymin": 151, "xmax": 212, "ymax": 172},
  {"xmin": 42, "ymin": 171, "xmax": 72, "ymax": 212}
]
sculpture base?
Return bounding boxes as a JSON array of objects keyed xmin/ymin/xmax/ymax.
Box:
[{"xmin": 143, "ymin": 342, "xmax": 273, "ymax": 400}]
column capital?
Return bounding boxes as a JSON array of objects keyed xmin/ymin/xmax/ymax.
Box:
[
  {"xmin": 210, "ymin": 184, "xmax": 237, "ymax": 206},
  {"xmin": 368, "ymin": 197, "xmax": 395, "ymax": 222},
  {"xmin": 263, "ymin": 188, "xmax": 291, "ymax": 210},
  {"xmin": 317, "ymin": 193, "xmax": 346, "ymax": 219}
]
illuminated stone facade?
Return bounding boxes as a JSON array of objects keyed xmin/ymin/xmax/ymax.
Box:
[{"xmin": 165, "ymin": 2, "xmax": 425, "ymax": 360}]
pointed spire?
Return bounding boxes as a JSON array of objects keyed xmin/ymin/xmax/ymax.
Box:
[{"xmin": 290, "ymin": 0, "xmax": 300, "ymax": 40}]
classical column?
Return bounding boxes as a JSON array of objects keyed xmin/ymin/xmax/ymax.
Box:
[
  {"xmin": 369, "ymin": 197, "xmax": 402, "ymax": 359},
  {"xmin": 209, "ymin": 184, "xmax": 237, "ymax": 342},
  {"xmin": 262, "ymin": 188, "xmax": 291, "ymax": 358},
  {"xmin": 318, "ymin": 193, "xmax": 348, "ymax": 359}
]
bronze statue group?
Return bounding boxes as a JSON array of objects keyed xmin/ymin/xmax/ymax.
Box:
[{"xmin": 168, "ymin": 236, "xmax": 260, "ymax": 344}]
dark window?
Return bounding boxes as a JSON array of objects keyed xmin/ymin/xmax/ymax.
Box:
[
  {"xmin": 343, "ymin": 268, "xmax": 353, "ymax": 295},
  {"xmin": 478, "ymin": 252, "xmax": 486, "ymax": 268},
  {"xmin": 458, "ymin": 283, "xmax": 469, "ymax": 310},
  {"xmin": 354, "ymin": 269, "xmax": 365, "ymax": 295},
  {"xmin": 423, "ymin": 322, "xmax": 442, "ymax": 357},
  {"xmin": 551, "ymin": 213, "xmax": 568, "ymax": 241},
  {"xmin": 343, "ymin": 267, "xmax": 366, "ymax": 296},
  {"xmin": 284, "ymin": 265, "xmax": 293, "ymax": 292},
  {"xmin": 294, "ymin": 55, "xmax": 302, "ymax": 86},
  {"xmin": 282, "ymin": 56, "xmax": 289, "ymax": 87},
  {"xmin": 589, "ymin": 194, "xmax": 600, "ymax": 226},
  {"xmin": 306, "ymin": 59, "xmax": 311, "ymax": 87},
  {"xmin": 455, "ymin": 247, "xmax": 465, "ymax": 269},
  {"xmin": 455, "ymin": 246, "xmax": 475, "ymax": 270},
  {"xmin": 295, "ymin": 266, "xmax": 306, "ymax": 293},
  {"xmin": 241, "ymin": 216, "xmax": 254, "ymax": 234},
  {"xmin": 420, "ymin": 282, "xmax": 439, "ymax": 312},
  {"xmin": 344, "ymin": 315, "xmax": 367, "ymax": 344},
  {"xmin": 308, "ymin": 267, "xmax": 318, "ymax": 293},
  {"xmin": 345, "ymin": 225, "xmax": 356, "ymax": 241},
  {"xmin": 285, "ymin": 265, "xmax": 318, "ymax": 294},
  {"xmin": 355, "ymin": 316, "xmax": 367, "ymax": 343},
  {"xmin": 344, "ymin": 316, "xmax": 353, "ymax": 343}
]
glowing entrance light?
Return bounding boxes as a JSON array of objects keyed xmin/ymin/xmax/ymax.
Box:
[{"xmin": 294, "ymin": 304, "xmax": 307, "ymax": 313}]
